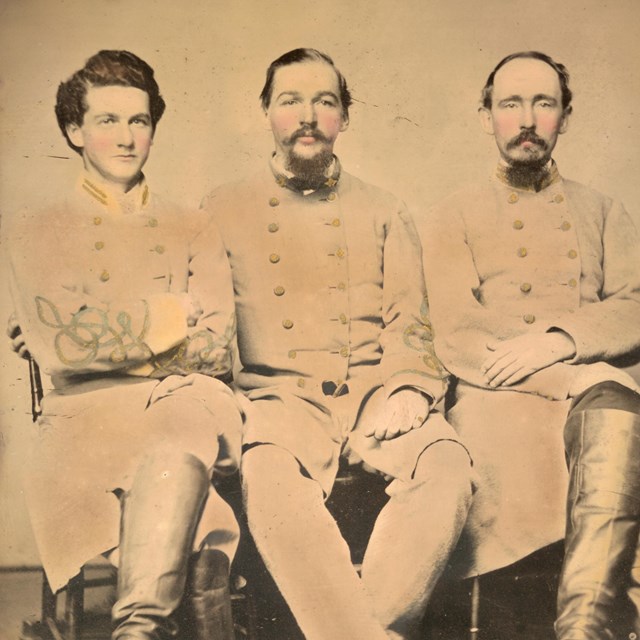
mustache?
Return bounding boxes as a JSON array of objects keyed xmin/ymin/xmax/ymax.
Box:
[
  {"xmin": 507, "ymin": 130, "xmax": 548, "ymax": 150},
  {"xmin": 284, "ymin": 128, "xmax": 330, "ymax": 145}
]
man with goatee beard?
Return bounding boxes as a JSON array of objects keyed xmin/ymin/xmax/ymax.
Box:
[
  {"xmin": 201, "ymin": 48, "xmax": 474, "ymax": 639},
  {"xmin": 421, "ymin": 51, "xmax": 640, "ymax": 639}
]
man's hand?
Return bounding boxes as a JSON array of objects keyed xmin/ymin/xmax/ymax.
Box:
[
  {"xmin": 6, "ymin": 313, "xmax": 30, "ymax": 359},
  {"xmin": 363, "ymin": 388, "xmax": 432, "ymax": 441},
  {"xmin": 482, "ymin": 331, "xmax": 576, "ymax": 387}
]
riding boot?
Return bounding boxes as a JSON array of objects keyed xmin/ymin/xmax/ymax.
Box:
[
  {"xmin": 187, "ymin": 548, "xmax": 235, "ymax": 640},
  {"xmin": 555, "ymin": 382, "xmax": 640, "ymax": 640},
  {"xmin": 112, "ymin": 452, "xmax": 210, "ymax": 640}
]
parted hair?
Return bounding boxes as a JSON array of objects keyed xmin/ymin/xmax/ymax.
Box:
[
  {"xmin": 259, "ymin": 48, "xmax": 352, "ymax": 119},
  {"xmin": 481, "ymin": 51, "xmax": 573, "ymax": 113},
  {"xmin": 55, "ymin": 50, "xmax": 166, "ymax": 154}
]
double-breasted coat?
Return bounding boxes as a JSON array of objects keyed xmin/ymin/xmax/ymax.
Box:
[
  {"xmin": 202, "ymin": 161, "xmax": 461, "ymax": 494},
  {"xmin": 6, "ymin": 176, "xmax": 242, "ymax": 590},
  {"xmin": 420, "ymin": 164, "xmax": 640, "ymax": 576}
]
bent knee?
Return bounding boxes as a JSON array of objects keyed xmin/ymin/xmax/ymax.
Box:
[{"xmin": 412, "ymin": 440, "xmax": 474, "ymax": 497}]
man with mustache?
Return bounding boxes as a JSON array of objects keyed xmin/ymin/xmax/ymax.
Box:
[
  {"xmin": 202, "ymin": 48, "xmax": 474, "ymax": 639},
  {"xmin": 422, "ymin": 51, "xmax": 640, "ymax": 638},
  {"xmin": 6, "ymin": 50, "xmax": 242, "ymax": 640}
]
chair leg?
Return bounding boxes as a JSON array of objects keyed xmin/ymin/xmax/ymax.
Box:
[
  {"xmin": 65, "ymin": 569, "xmax": 84, "ymax": 640},
  {"xmin": 470, "ymin": 575, "xmax": 480, "ymax": 640}
]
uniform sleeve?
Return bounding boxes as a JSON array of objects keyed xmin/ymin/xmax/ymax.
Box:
[
  {"xmin": 6, "ymin": 210, "xmax": 188, "ymax": 378},
  {"xmin": 148, "ymin": 217, "xmax": 236, "ymax": 379},
  {"xmin": 421, "ymin": 203, "xmax": 577, "ymax": 400},
  {"xmin": 379, "ymin": 201, "xmax": 449, "ymax": 404},
  {"xmin": 547, "ymin": 200, "xmax": 640, "ymax": 362}
]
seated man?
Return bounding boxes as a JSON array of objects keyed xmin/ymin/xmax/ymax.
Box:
[
  {"xmin": 6, "ymin": 50, "xmax": 241, "ymax": 640},
  {"xmin": 422, "ymin": 51, "xmax": 640, "ymax": 639},
  {"xmin": 203, "ymin": 48, "xmax": 475, "ymax": 640}
]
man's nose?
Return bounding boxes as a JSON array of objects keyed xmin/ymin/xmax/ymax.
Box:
[
  {"xmin": 299, "ymin": 102, "xmax": 317, "ymax": 125},
  {"xmin": 116, "ymin": 123, "xmax": 135, "ymax": 147},
  {"xmin": 520, "ymin": 104, "xmax": 535, "ymax": 129}
]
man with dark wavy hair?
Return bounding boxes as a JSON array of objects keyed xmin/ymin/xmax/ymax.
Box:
[
  {"xmin": 7, "ymin": 50, "xmax": 241, "ymax": 640},
  {"xmin": 422, "ymin": 51, "xmax": 640, "ymax": 639},
  {"xmin": 203, "ymin": 48, "xmax": 475, "ymax": 639}
]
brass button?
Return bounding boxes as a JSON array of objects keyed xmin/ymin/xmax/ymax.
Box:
[
  {"xmin": 282, "ymin": 319, "xmax": 294, "ymax": 329},
  {"xmin": 327, "ymin": 192, "xmax": 337, "ymax": 202},
  {"xmin": 523, "ymin": 314, "xmax": 536, "ymax": 324},
  {"xmin": 339, "ymin": 346, "xmax": 350, "ymax": 358},
  {"xmin": 297, "ymin": 378, "xmax": 306, "ymax": 388},
  {"xmin": 561, "ymin": 221, "xmax": 571, "ymax": 231},
  {"xmin": 93, "ymin": 216, "xmax": 102, "ymax": 226},
  {"xmin": 94, "ymin": 241, "xmax": 104, "ymax": 250},
  {"xmin": 332, "ymin": 218, "xmax": 341, "ymax": 227},
  {"xmin": 273, "ymin": 285, "xmax": 285, "ymax": 296},
  {"xmin": 100, "ymin": 270, "xmax": 110, "ymax": 282},
  {"xmin": 567, "ymin": 249, "xmax": 578, "ymax": 259},
  {"xmin": 339, "ymin": 313, "xmax": 348, "ymax": 324},
  {"xmin": 517, "ymin": 247, "xmax": 528, "ymax": 258},
  {"xmin": 520, "ymin": 282, "xmax": 532, "ymax": 293},
  {"xmin": 336, "ymin": 248, "xmax": 345, "ymax": 258},
  {"xmin": 288, "ymin": 350, "xmax": 297, "ymax": 359},
  {"xmin": 337, "ymin": 282, "xmax": 346, "ymax": 291},
  {"xmin": 513, "ymin": 219, "xmax": 524, "ymax": 230},
  {"xmin": 554, "ymin": 194, "xmax": 565, "ymax": 204},
  {"xmin": 110, "ymin": 351, "xmax": 126, "ymax": 363},
  {"xmin": 568, "ymin": 278, "xmax": 577, "ymax": 288},
  {"xmin": 148, "ymin": 217, "xmax": 158, "ymax": 227},
  {"xmin": 155, "ymin": 245, "xmax": 165, "ymax": 254},
  {"xmin": 269, "ymin": 197, "xmax": 280, "ymax": 207},
  {"xmin": 269, "ymin": 253, "xmax": 280, "ymax": 264},
  {"xmin": 268, "ymin": 222, "xmax": 279, "ymax": 233},
  {"xmin": 508, "ymin": 193, "xmax": 519, "ymax": 204}
]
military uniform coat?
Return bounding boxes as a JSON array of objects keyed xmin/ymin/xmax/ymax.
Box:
[
  {"xmin": 6, "ymin": 177, "xmax": 241, "ymax": 591},
  {"xmin": 421, "ymin": 165, "xmax": 640, "ymax": 577},
  {"xmin": 202, "ymin": 162, "xmax": 459, "ymax": 494}
]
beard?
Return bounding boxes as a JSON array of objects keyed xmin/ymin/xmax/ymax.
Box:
[
  {"xmin": 286, "ymin": 147, "xmax": 334, "ymax": 188},
  {"xmin": 504, "ymin": 157, "xmax": 551, "ymax": 191},
  {"xmin": 504, "ymin": 130, "xmax": 551, "ymax": 191},
  {"xmin": 282, "ymin": 127, "xmax": 334, "ymax": 189}
]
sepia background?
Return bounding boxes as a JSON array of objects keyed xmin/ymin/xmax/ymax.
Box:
[{"xmin": 1, "ymin": 0, "xmax": 638, "ymax": 587}]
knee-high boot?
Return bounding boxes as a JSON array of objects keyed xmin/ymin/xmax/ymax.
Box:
[
  {"xmin": 112, "ymin": 452, "xmax": 210, "ymax": 640},
  {"xmin": 556, "ymin": 387, "xmax": 640, "ymax": 640},
  {"xmin": 186, "ymin": 548, "xmax": 235, "ymax": 640}
]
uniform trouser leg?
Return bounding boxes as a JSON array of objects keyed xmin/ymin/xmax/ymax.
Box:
[
  {"xmin": 556, "ymin": 381, "xmax": 640, "ymax": 640},
  {"xmin": 112, "ymin": 452, "xmax": 210, "ymax": 640},
  {"xmin": 361, "ymin": 440, "xmax": 473, "ymax": 640},
  {"xmin": 242, "ymin": 444, "xmax": 390, "ymax": 640}
]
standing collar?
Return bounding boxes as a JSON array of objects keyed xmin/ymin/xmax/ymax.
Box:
[
  {"xmin": 77, "ymin": 173, "xmax": 150, "ymax": 214},
  {"xmin": 269, "ymin": 154, "xmax": 341, "ymax": 194},
  {"xmin": 494, "ymin": 159, "xmax": 561, "ymax": 192}
]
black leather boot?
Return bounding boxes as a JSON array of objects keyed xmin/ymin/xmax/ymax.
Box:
[
  {"xmin": 187, "ymin": 548, "xmax": 235, "ymax": 640},
  {"xmin": 555, "ymin": 382, "xmax": 640, "ymax": 640},
  {"xmin": 112, "ymin": 453, "xmax": 210, "ymax": 640}
]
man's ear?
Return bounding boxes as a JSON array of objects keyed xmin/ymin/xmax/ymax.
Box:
[
  {"xmin": 339, "ymin": 113, "xmax": 350, "ymax": 132},
  {"xmin": 559, "ymin": 106, "xmax": 572, "ymax": 134},
  {"xmin": 478, "ymin": 107, "xmax": 495, "ymax": 135},
  {"xmin": 66, "ymin": 123, "xmax": 84, "ymax": 149}
]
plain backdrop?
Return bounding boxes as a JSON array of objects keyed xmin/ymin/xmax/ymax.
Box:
[{"xmin": 1, "ymin": 0, "xmax": 638, "ymax": 568}]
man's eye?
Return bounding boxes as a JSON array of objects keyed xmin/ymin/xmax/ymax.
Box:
[
  {"xmin": 99, "ymin": 117, "xmax": 115, "ymax": 125},
  {"xmin": 319, "ymin": 100, "xmax": 336, "ymax": 107},
  {"xmin": 282, "ymin": 99, "xmax": 298, "ymax": 106},
  {"xmin": 132, "ymin": 118, "xmax": 150, "ymax": 126}
]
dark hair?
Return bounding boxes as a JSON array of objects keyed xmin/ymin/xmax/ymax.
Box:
[
  {"xmin": 55, "ymin": 50, "xmax": 166, "ymax": 154},
  {"xmin": 259, "ymin": 48, "xmax": 352, "ymax": 119},
  {"xmin": 481, "ymin": 51, "xmax": 573, "ymax": 112}
]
